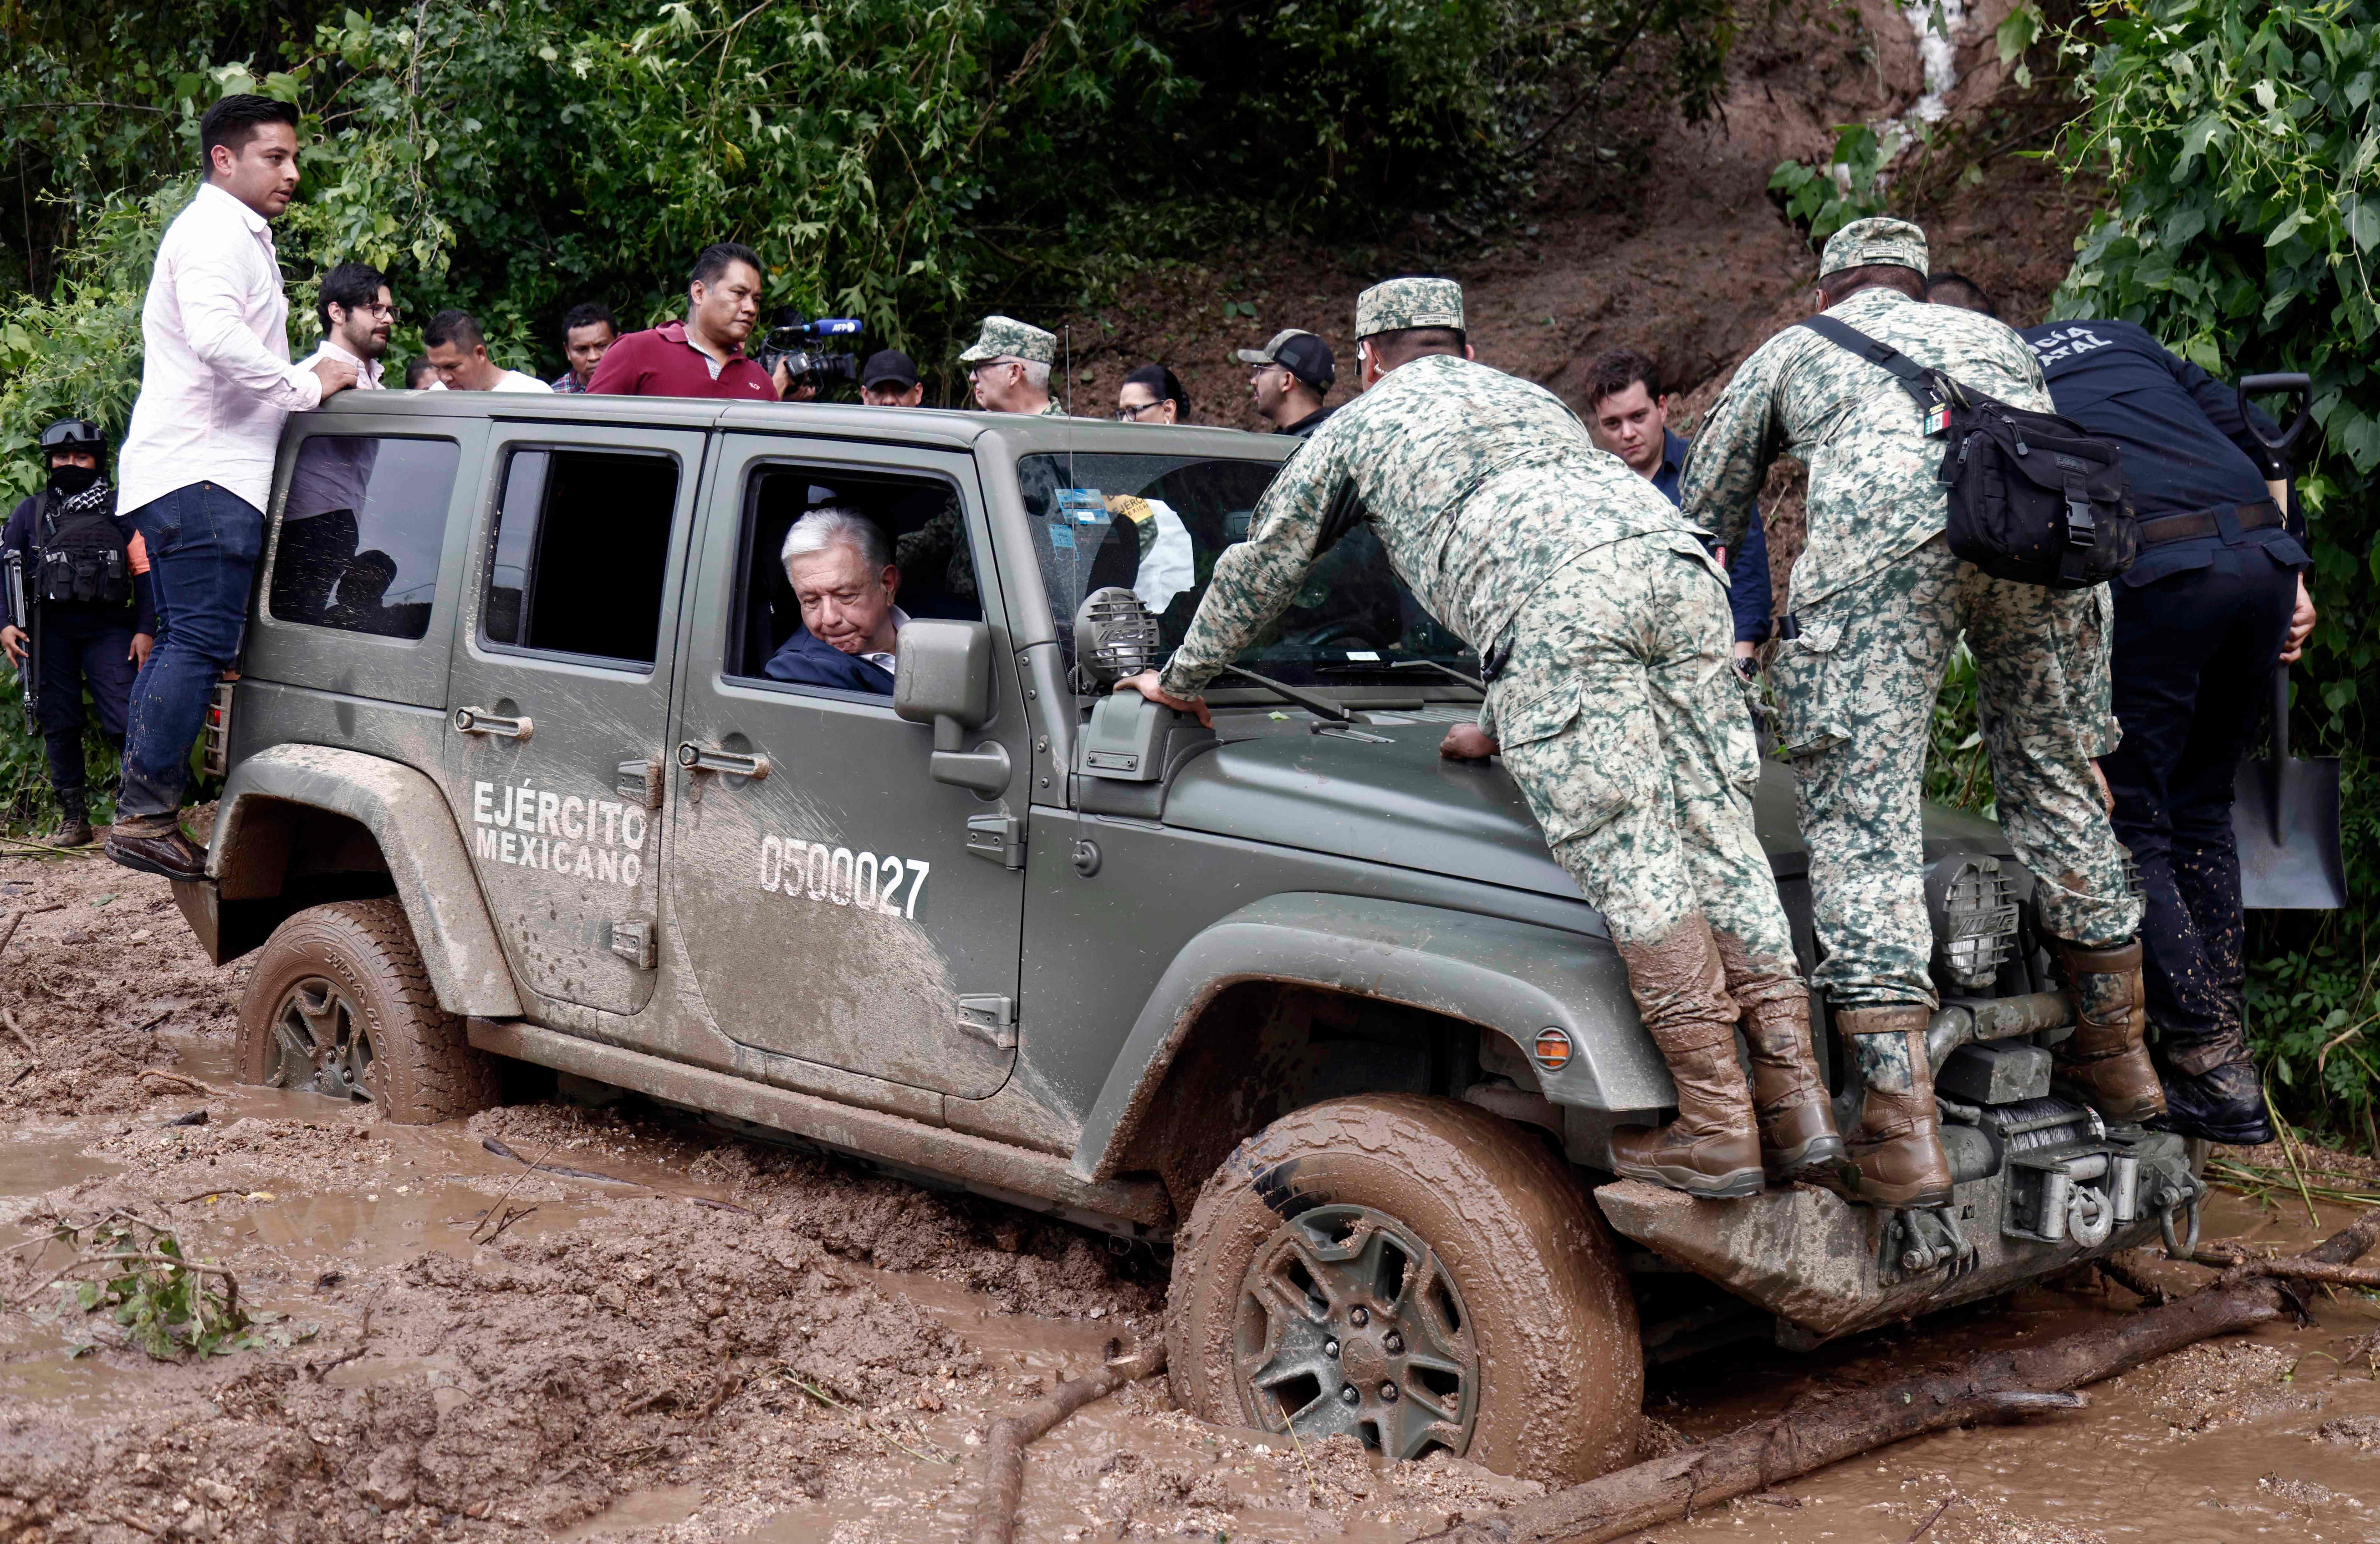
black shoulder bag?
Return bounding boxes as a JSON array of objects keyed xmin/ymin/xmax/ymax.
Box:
[{"xmin": 1799, "ymin": 314, "xmax": 2137, "ymax": 589}]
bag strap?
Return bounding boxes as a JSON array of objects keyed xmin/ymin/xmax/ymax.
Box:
[{"xmin": 1796, "ymin": 315, "xmax": 1944, "ymax": 413}]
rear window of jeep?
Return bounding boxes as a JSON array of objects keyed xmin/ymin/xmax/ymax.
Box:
[{"xmin": 270, "ymin": 434, "xmax": 461, "ymax": 641}]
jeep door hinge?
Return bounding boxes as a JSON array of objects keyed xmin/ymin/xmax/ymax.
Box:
[
  {"xmin": 964, "ymin": 813, "xmax": 1025, "ymax": 870},
  {"xmin": 603, "ymin": 918, "xmax": 657, "ymax": 969},
  {"xmin": 615, "ymin": 757, "xmax": 664, "ymax": 809},
  {"xmin": 956, "ymin": 995, "xmax": 1018, "ymax": 1052}
]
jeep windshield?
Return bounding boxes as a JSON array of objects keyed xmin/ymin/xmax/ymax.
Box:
[{"xmin": 1017, "ymin": 450, "xmax": 1479, "ymax": 693}]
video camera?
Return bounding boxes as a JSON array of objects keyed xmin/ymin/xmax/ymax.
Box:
[{"xmin": 756, "ymin": 308, "xmax": 864, "ymax": 391}]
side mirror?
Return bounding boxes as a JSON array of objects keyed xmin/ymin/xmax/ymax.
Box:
[{"xmin": 893, "ymin": 620, "xmax": 1010, "ymax": 796}]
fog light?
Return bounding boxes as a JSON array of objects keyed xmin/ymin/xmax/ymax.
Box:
[{"xmin": 1532, "ymin": 1027, "xmax": 1572, "ymax": 1070}]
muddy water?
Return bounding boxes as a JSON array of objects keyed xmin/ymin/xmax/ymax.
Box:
[{"xmin": 8, "ymin": 860, "xmax": 2380, "ymax": 1544}]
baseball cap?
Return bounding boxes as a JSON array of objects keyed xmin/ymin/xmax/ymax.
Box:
[
  {"xmin": 1236, "ymin": 329, "xmax": 1335, "ymax": 390},
  {"xmin": 958, "ymin": 315, "xmax": 1056, "ymax": 365},
  {"xmin": 1355, "ymin": 277, "xmax": 1465, "ymax": 340},
  {"xmin": 1819, "ymin": 216, "xmax": 1931, "ymax": 279},
  {"xmin": 862, "ymin": 349, "xmax": 920, "ymax": 390}
]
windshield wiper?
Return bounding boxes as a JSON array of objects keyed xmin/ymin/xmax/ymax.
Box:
[
  {"xmin": 1216, "ymin": 664, "xmax": 1353, "ymax": 723},
  {"xmin": 1316, "ymin": 658, "xmax": 1486, "ymax": 691}
]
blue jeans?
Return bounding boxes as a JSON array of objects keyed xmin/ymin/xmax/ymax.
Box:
[{"xmin": 119, "ymin": 482, "xmax": 262, "ymax": 822}]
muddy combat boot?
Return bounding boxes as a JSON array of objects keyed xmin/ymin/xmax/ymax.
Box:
[
  {"xmin": 1714, "ymin": 934, "xmax": 1844, "ymax": 1182},
  {"xmin": 46, "ymin": 788, "xmax": 93, "ymax": 850},
  {"xmin": 2051, "ymin": 938, "xmax": 2166, "ymax": 1124},
  {"xmin": 2154, "ymin": 1025, "xmax": 2272, "ymax": 1145},
  {"xmin": 1836, "ymin": 1005, "xmax": 1954, "ymax": 1210},
  {"xmin": 1608, "ymin": 916, "xmax": 1765, "ymax": 1199}
]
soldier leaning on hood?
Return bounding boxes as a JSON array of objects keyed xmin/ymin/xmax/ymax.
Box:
[
  {"xmin": 1117, "ymin": 276, "xmax": 1846, "ymax": 1201},
  {"xmin": 1681, "ymin": 218, "xmax": 2158, "ymax": 1212},
  {"xmin": 1, "ymin": 418, "xmax": 158, "ymax": 848}
]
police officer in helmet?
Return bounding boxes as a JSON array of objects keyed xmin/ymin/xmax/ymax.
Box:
[{"xmin": 1, "ymin": 419, "xmax": 156, "ymax": 847}]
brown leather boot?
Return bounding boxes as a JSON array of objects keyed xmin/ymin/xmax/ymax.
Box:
[
  {"xmin": 1715, "ymin": 932, "xmax": 1844, "ymax": 1182},
  {"xmin": 1608, "ymin": 916, "xmax": 1765, "ymax": 1199},
  {"xmin": 1836, "ymin": 1005, "xmax": 1954, "ymax": 1210},
  {"xmin": 2051, "ymin": 937, "xmax": 2166, "ymax": 1122}
]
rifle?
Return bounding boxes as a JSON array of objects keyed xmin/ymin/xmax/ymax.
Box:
[{"xmin": 1, "ymin": 545, "xmax": 34, "ymax": 735}]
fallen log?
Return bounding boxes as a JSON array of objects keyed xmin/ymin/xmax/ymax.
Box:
[
  {"xmin": 1423, "ymin": 1206, "xmax": 2380, "ymax": 1544},
  {"xmin": 969, "ymin": 1339, "xmax": 1166, "ymax": 1544},
  {"xmin": 2186, "ymin": 1249, "xmax": 2380, "ymax": 1289}
]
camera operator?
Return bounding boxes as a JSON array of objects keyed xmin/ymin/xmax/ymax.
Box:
[
  {"xmin": 587, "ymin": 243, "xmax": 781, "ymax": 401},
  {"xmin": 4, "ymin": 419, "xmax": 156, "ymax": 848}
]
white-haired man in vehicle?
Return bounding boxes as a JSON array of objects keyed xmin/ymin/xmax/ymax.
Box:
[{"xmin": 762, "ymin": 508, "xmax": 907, "ymax": 694}]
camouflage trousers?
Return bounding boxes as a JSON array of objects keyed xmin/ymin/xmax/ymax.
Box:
[
  {"xmin": 1487, "ymin": 533, "xmax": 1797, "ymax": 969},
  {"xmin": 1772, "ymin": 533, "xmax": 2143, "ymax": 1018}
]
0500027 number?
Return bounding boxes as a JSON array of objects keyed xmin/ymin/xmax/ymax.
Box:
[{"xmin": 758, "ymin": 836, "xmax": 931, "ymax": 919}]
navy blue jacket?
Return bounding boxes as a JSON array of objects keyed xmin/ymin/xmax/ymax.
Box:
[
  {"xmin": 4, "ymin": 490, "xmax": 159, "ymax": 636},
  {"xmin": 2019, "ymin": 320, "xmax": 2308, "ymax": 586},
  {"xmin": 1654, "ymin": 429, "xmax": 1771, "ymax": 644},
  {"xmin": 762, "ymin": 627, "xmax": 894, "ymax": 694}
]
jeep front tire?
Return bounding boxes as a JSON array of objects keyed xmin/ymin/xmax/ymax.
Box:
[
  {"xmin": 238, "ymin": 898, "xmax": 498, "ymax": 1124},
  {"xmin": 1166, "ymin": 1093, "xmax": 1642, "ymax": 1485}
]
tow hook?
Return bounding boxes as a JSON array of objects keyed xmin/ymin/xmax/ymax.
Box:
[
  {"xmin": 1881, "ymin": 1205, "xmax": 1979, "ymax": 1282},
  {"xmin": 2156, "ymin": 1173, "xmax": 2206, "ymax": 1258}
]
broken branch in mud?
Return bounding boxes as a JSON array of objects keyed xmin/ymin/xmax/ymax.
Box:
[
  {"xmin": 136, "ymin": 1068, "xmax": 210, "ymax": 1096},
  {"xmin": 2185, "ymin": 1250, "xmax": 2380, "ymax": 1289},
  {"xmin": 969, "ymin": 1339, "xmax": 1168, "ymax": 1544},
  {"xmin": 2, "ymin": 1006, "xmax": 42, "ymax": 1065},
  {"xmin": 480, "ymin": 1134, "xmax": 757, "ymax": 1213},
  {"xmin": 770, "ymin": 1367, "xmax": 954, "ymax": 1466},
  {"xmin": 1423, "ymin": 1207, "xmax": 2380, "ymax": 1544}
]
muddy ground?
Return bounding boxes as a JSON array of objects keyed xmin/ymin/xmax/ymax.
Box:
[
  {"xmin": 9, "ymin": 4, "xmax": 2380, "ymax": 1541},
  {"xmin": 7, "ymin": 841, "xmax": 2380, "ymax": 1544}
]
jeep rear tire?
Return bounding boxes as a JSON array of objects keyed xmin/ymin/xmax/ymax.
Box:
[
  {"xmin": 1167, "ymin": 1093, "xmax": 1641, "ymax": 1485},
  {"xmin": 238, "ymin": 898, "xmax": 498, "ymax": 1124}
]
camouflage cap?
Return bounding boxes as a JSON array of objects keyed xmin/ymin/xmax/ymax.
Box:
[
  {"xmin": 958, "ymin": 315, "xmax": 1056, "ymax": 365},
  {"xmin": 1354, "ymin": 277, "xmax": 1464, "ymax": 339},
  {"xmin": 1818, "ymin": 216, "xmax": 1930, "ymax": 279}
]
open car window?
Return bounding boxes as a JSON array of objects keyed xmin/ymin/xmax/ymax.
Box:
[
  {"xmin": 728, "ymin": 463, "xmax": 983, "ymax": 686},
  {"xmin": 1016, "ymin": 450, "xmax": 1474, "ymax": 688}
]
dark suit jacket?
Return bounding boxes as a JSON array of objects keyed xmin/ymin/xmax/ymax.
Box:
[{"xmin": 762, "ymin": 627, "xmax": 894, "ymax": 694}]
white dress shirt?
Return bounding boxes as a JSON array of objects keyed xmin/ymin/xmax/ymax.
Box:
[
  {"xmin": 117, "ymin": 183, "xmax": 323, "ymax": 515},
  {"xmin": 294, "ymin": 338, "xmax": 384, "ymax": 388},
  {"xmin": 860, "ymin": 607, "xmax": 912, "ymax": 677}
]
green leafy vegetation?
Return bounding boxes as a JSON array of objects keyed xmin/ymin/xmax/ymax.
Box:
[
  {"xmin": 19, "ymin": 1210, "xmax": 299, "ymax": 1360},
  {"xmin": 2051, "ymin": 0, "xmax": 2380, "ymax": 1150}
]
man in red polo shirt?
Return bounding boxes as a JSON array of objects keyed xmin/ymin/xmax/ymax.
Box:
[{"xmin": 587, "ymin": 242, "xmax": 783, "ymax": 401}]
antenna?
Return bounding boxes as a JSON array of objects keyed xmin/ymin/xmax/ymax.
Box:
[{"xmin": 1064, "ymin": 324, "xmax": 1074, "ymax": 417}]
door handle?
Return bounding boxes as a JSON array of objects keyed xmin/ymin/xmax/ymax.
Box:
[
  {"xmin": 453, "ymin": 705, "xmax": 533, "ymax": 740},
  {"xmin": 676, "ymin": 741, "xmax": 770, "ymax": 780}
]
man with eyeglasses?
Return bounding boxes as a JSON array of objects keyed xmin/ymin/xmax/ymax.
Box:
[
  {"xmin": 298, "ymin": 262, "xmax": 394, "ymax": 389},
  {"xmin": 1238, "ymin": 329, "xmax": 1337, "ymax": 436},
  {"xmin": 960, "ymin": 316, "xmax": 1068, "ymax": 416}
]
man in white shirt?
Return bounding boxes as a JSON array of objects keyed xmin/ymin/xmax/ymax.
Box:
[
  {"xmin": 107, "ymin": 94, "xmax": 357, "ymax": 881},
  {"xmin": 422, "ymin": 310, "xmax": 553, "ymax": 393}
]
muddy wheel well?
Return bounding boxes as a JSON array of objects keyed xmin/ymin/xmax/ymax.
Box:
[
  {"xmin": 1106, "ymin": 981, "xmax": 1494, "ymax": 1217},
  {"xmin": 211, "ymin": 796, "xmax": 398, "ymax": 959}
]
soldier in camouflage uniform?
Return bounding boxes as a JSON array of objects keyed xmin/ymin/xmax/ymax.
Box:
[
  {"xmin": 959, "ymin": 315, "xmax": 1069, "ymax": 417},
  {"xmin": 1119, "ymin": 277, "xmax": 1843, "ymax": 1199},
  {"xmin": 1681, "ymin": 218, "xmax": 2157, "ymax": 1212}
]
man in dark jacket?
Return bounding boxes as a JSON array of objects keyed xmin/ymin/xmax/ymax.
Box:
[
  {"xmin": 762, "ymin": 508, "xmax": 905, "ymax": 694},
  {"xmin": 1586, "ymin": 350, "xmax": 1772, "ymax": 672},
  {"xmin": 2012, "ymin": 308, "xmax": 2313, "ymax": 1144},
  {"xmin": 1, "ymin": 419, "xmax": 158, "ymax": 846}
]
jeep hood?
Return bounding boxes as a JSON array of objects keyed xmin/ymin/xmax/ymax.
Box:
[{"xmin": 1160, "ymin": 717, "xmax": 2011, "ymax": 901}]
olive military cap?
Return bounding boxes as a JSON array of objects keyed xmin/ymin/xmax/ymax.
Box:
[
  {"xmin": 1354, "ymin": 277, "xmax": 1465, "ymax": 340},
  {"xmin": 958, "ymin": 315, "xmax": 1056, "ymax": 366},
  {"xmin": 1818, "ymin": 217, "xmax": 1930, "ymax": 279}
]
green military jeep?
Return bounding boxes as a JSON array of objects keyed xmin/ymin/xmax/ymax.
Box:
[{"xmin": 172, "ymin": 390, "xmax": 2203, "ymax": 1483}]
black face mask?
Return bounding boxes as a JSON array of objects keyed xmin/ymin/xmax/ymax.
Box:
[{"xmin": 46, "ymin": 463, "xmax": 101, "ymax": 498}]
